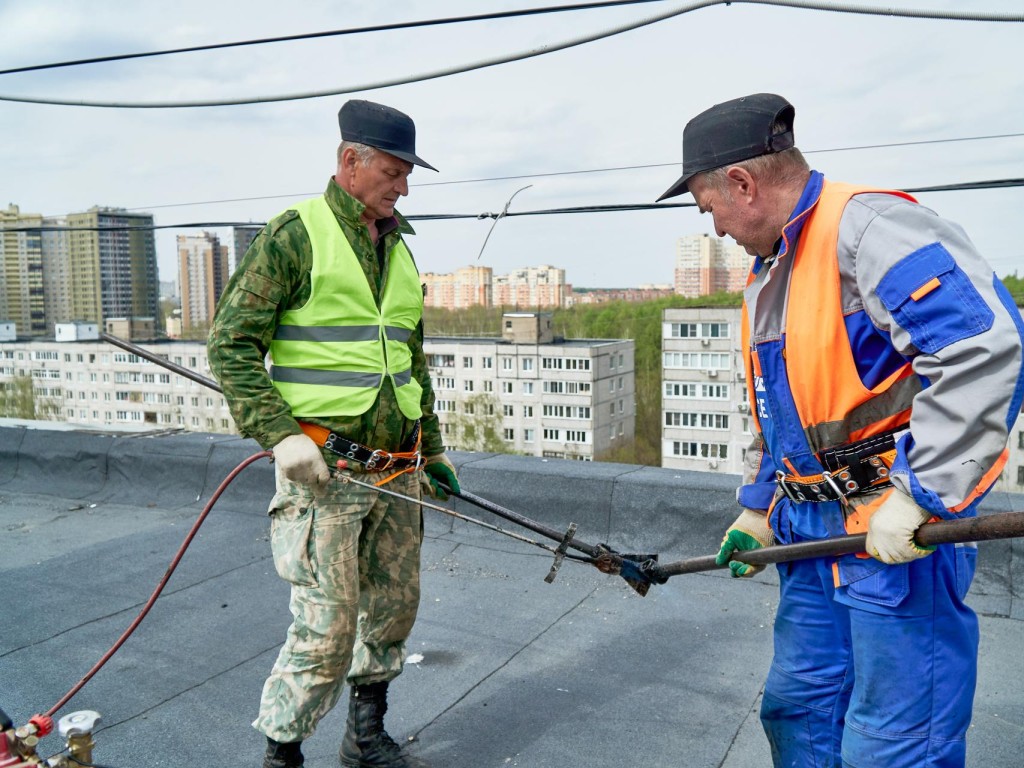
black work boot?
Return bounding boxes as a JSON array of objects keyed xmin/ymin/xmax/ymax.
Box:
[
  {"xmin": 339, "ymin": 682, "xmax": 428, "ymax": 767},
  {"xmin": 263, "ymin": 737, "xmax": 304, "ymax": 768}
]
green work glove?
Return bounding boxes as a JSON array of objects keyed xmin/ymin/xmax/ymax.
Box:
[
  {"xmin": 421, "ymin": 453, "xmax": 460, "ymax": 500},
  {"xmin": 716, "ymin": 508, "xmax": 775, "ymax": 578}
]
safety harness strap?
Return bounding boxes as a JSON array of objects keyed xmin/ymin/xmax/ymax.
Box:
[
  {"xmin": 299, "ymin": 421, "xmax": 422, "ymax": 481},
  {"xmin": 776, "ymin": 431, "xmax": 898, "ymax": 504}
]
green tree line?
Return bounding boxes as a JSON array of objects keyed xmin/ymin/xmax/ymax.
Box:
[{"xmin": 424, "ymin": 274, "xmax": 1023, "ymax": 466}]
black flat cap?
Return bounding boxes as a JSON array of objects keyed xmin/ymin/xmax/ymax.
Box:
[
  {"xmin": 338, "ymin": 99, "xmax": 437, "ymax": 171},
  {"xmin": 657, "ymin": 93, "xmax": 795, "ymax": 201}
]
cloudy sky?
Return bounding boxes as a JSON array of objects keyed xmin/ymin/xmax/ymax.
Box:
[{"xmin": 1, "ymin": 0, "xmax": 1021, "ymax": 290}]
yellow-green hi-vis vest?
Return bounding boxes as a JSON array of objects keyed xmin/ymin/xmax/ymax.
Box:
[{"xmin": 269, "ymin": 196, "xmax": 424, "ymax": 420}]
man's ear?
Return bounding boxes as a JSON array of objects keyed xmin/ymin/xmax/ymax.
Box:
[{"xmin": 725, "ymin": 166, "xmax": 756, "ymax": 203}]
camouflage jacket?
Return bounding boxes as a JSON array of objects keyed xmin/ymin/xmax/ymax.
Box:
[{"xmin": 208, "ymin": 178, "xmax": 443, "ymax": 456}]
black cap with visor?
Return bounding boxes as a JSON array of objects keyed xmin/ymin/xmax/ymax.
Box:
[
  {"xmin": 657, "ymin": 93, "xmax": 795, "ymax": 202},
  {"xmin": 338, "ymin": 99, "xmax": 438, "ymax": 172}
]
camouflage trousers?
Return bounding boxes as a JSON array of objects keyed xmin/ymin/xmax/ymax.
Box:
[{"xmin": 253, "ymin": 466, "xmax": 423, "ymax": 743}]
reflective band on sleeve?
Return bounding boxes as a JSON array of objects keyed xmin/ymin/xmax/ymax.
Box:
[
  {"xmin": 271, "ymin": 366, "xmax": 384, "ymax": 387},
  {"xmin": 385, "ymin": 325, "xmax": 413, "ymax": 343},
  {"xmin": 273, "ymin": 325, "xmax": 380, "ymax": 342}
]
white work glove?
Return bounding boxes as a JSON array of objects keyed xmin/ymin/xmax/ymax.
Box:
[
  {"xmin": 865, "ymin": 488, "xmax": 934, "ymax": 564},
  {"xmin": 272, "ymin": 433, "xmax": 330, "ymax": 493}
]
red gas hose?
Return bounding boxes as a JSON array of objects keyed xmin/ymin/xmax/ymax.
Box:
[{"xmin": 43, "ymin": 451, "xmax": 272, "ymax": 717}]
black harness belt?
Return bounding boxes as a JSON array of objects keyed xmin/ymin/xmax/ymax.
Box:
[
  {"xmin": 776, "ymin": 431, "xmax": 898, "ymax": 504},
  {"xmin": 299, "ymin": 421, "xmax": 422, "ymax": 473}
]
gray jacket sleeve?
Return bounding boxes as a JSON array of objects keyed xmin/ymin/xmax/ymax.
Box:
[{"xmin": 840, "ymin": 194, "xmax": 1023, "ymax": 513}]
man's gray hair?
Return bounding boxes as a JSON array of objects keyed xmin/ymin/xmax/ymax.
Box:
[
  {"xmin": 337, "ymin": 140, "xmax": 377, "ymax": 165},
  {"xmin": 697, "ymin": 118, "xmax": 809, "ymax": 194}
]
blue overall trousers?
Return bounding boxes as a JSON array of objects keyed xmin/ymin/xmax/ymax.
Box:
[{"xmin": 762, "ymin": 497, "xmax": 979, "ymax": 768}]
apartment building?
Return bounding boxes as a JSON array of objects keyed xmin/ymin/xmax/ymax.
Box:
[
  {"xmin": 661, "ymin": 306, "xmax": 749, "ymax": 474},
  {"xmin": 425, "ymin": 313, "xmax": 635, "ymax": 460},
  {"xmin": 0, "ymin": 333, "xmax": 233, "ymax": 434},
  {"xmin": 177, "ymin": 232, "xmax": 230, "ymax": 331},
  {"xmin": 674, "ymin": 234, "xmax": 750, "ymax": 298},
  {"xmin": 492, "ymin": 265, "xmax": 569, "ymax": 308},
  {"xmin": 421, "ymin": 265, "xmax": 493, "ymax": 310},
  {"xmin": 233, "ymin": 225, "xmax": 262, "ymax": 272},
  {"xmin": 65, "ymin": 207, "xmax": 160, "ymax": 329},
  {"xmin": 0, "ymin": 204, "xmax": 47, "ymax": 336},
  {"xmin": 660, "ymin": 305, "xmax": 1024, "ymax": 495}
]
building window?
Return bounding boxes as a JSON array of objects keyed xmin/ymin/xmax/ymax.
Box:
[
  {"xmin": 482, "ymin": 356, "xmax": 493, "ymax": 369},
  {"xmin": 702, "ymin": 384, "xmax": 731, "ymax": 399},
  {"xmin": 502, "ymin": 357, "xmax": 513, "ymax": 371},
  {"xmin": 543, "ymin": 428, "xmax": 560, "ymax": 441},
  {"xmin": 522, "ymin": 357, "xmax": 534, "ymax": 371},
  {"xmin": 524, "ymin": 428, "xmax": 535, "ymax": 442},
  {"xmin": 483, "ymin": 380, "xmax": 493, "ymax": 392},
  {"xmin": 1018, "ymin": 466, "xmax": 1024, "ymax": 485},
  {"xmin": 523, "ymin": 382, "xmax": 534, "ymax": 395},
  {"xmin": 462, "ymin": 356, "xmax": 474, "ymax": 369},
  {"xmin": 523, "ymin": 406, "xmax": 533, "ymax": 417},
  {"xmin": 464, "ymin": 380, "xmax": 475, "ymax": 392},
  {"xmin": 503, "ymin": 404, "xmax": 514, "ymax": 417},
  {"xmin": 503, "ymin": 428, "xmax": 515, "ymax": 441},
  {"xmin": 428, "ymin": 354, "xmax": 455, "ymax": 367},
  {"xmin": 502, "ymin": 381, "xmax": 514, "ymax": 394}
]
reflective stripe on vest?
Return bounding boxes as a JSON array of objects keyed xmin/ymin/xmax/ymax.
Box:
[
  {"xmin": 269, "ymin": 196, "xmax": 423, "ymax": 419},
  {"xmin": 742, "ymin": 182, "xmax": 920, "ymax": 480}
]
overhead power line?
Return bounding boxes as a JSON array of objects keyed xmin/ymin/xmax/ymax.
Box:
[
  {"xmin": 122, "ymin": 131, "xmax": 1024, "ymax": 212},
  {"xmin": 7, "ymin": 178, "xmax": 1023, "ymax": 232},
  {"xmin": 0, "ymin": 1, "xmax": 1020, "ymax": 108},
  {"xmin": 0, "ymin": 0, "xmax": 668, "ymax": 76}
]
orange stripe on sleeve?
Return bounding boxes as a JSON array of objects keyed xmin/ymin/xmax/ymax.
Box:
[{"xmin": 911, "ymin": 277, "xmax": 941, "ymax": 302}]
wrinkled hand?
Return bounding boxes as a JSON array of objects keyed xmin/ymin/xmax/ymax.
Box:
[
  {"xmin": 421, "ymin": 453, "xmax": 460, "ymax": 500},
  {"xmin": 272, "ymin": 433, "xmax": 330, "ymax": 493},
  {"xmin": 865, "ymin": 488, "xmax": 933, "ymax": 564},
  {"xmin": 716, "ymin": 508, "xmax": 775, "ymax": 578}
]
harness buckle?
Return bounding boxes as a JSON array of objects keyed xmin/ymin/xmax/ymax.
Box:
[
  {"xmin": 776, "ymin": 470, "xmax": 803, "ymax": 504},
  {"xmin": 821, "ymin": 470, "xmax": 852, "ymax": 509},
  {"xmin": 365, "ymin": 449, "xmax": 394, "ymax": 472}
]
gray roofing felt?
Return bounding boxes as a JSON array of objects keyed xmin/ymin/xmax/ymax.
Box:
[{"xmin": 1, "ymin": 426, "xmax": 1022, "ymax": 767}]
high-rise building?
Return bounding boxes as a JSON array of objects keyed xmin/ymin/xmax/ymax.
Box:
[
  {"xmin": 177, "ymin": 232, "xmax": 230, "ymax": 331},
  {"xmin": 674, "ymin": 234, "xmax": 750, "ymax": 298},
  {"xmin": 421, "ymin": 265, "xmax": 492, "ymax": 309},
  {"xmin": 41, "ymin": 216, "xmax": 73, "ymax": 333},
  {"xmin": 233, "ymin": 225, "xmax": 262, "ymax": 273},
  {"xmin": 492, "ymin": 265, "xmax": 568, "ymax": 308},
  {"xmin": 65, "ymin": 207, "xmax": 160, "ymax": 330},
  {"xmin": 0, "ymin": 204, "xmax": 47, "ymax": 336}
]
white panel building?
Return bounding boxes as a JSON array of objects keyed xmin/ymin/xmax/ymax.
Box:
[
  {"xmin": 661, "ymin": 305, "xmax": 1024, "ymax": 497},
  {"xmin": 661, "ymin": 306, "xmax": 750, "ymax": 474},
  {"xmin": 424, "ymin": 313, "xmax": 635, "ymax": 460}
]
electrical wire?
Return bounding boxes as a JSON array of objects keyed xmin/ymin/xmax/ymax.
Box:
[
  {"xmin": 4, "ymin": 177, "xmax": 1023, "ymax": 233},
  {"xmin": 0, "ymin": 1, "xmax": 1020, "ymax": 108},
  {"xmin": 104, "ymin": 130, "xmax": 1024, "ymax": 212},
  {"xmin": 0, "ymin": 0, "xmax": 670, "ymax": 76}
]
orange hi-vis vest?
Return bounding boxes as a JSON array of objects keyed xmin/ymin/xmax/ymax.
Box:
[{"xmin": 741, "ymin": 182, "xmax": 922, "ymax": 531}]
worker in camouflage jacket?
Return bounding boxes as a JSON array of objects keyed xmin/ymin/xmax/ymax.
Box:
[{"xmin": 209, "ymin": 99, "xmax": 458, "ymax": 768}]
